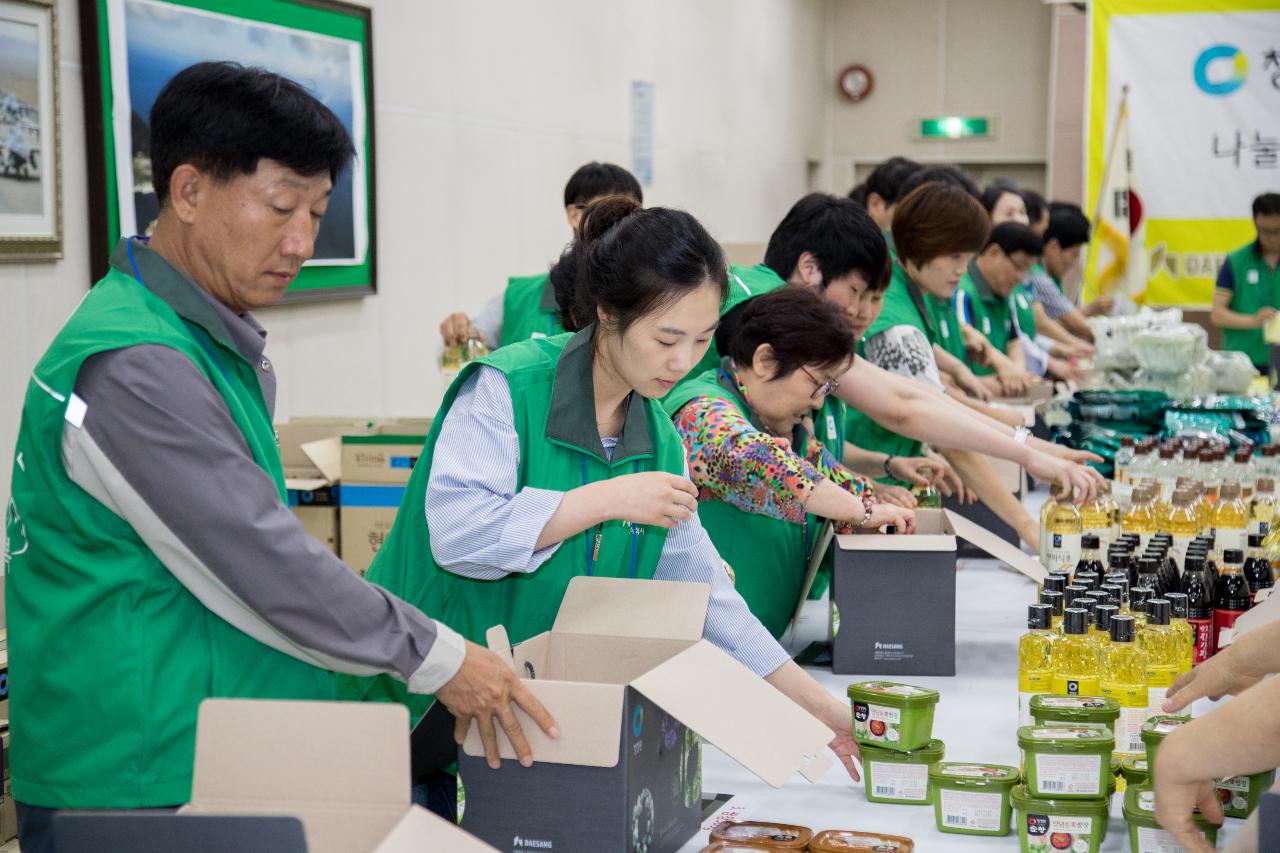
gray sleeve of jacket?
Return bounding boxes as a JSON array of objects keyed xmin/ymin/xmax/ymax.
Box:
[{"xmin": 63, "ymin": 345, "xmax": 467, "ymax": 694}]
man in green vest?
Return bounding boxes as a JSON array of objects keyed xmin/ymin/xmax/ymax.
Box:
[
  {"xmin": 4, "ymin": 63, "xmax": 552, "ymax": 851},
  {"xmin": 438, "ymin": 162, "xmax": 643, "ymax": 348},
  {"xmin": 1211, "ymin": 192, "xmax": 1280, "ymax": 372}
]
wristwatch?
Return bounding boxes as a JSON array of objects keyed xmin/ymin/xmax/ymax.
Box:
[{"xmin": 1013, "ymin": 426, "xmax": 1031, "ymax": 445}]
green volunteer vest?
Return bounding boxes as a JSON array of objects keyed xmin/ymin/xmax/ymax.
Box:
[
  {"xmin": 1011, "ymin": 283, "xmax": 1038, "ymax": 341},
  {"xmin": 682, "ymin": 263, "xmax": 787, "ymax": 381},
  {"xmin": 499, "ymin": 271, "xmax": 563, "ymax": 347},
  {"xmin": 929, "ymin": 293, "xmax": 967, "ymax": 363},
  {"xmin": 845, "ymin": 260, "xmax": 928, "ymax": 476},
  {"xmin": 349, "ymin": 328, "xmax": 681, "ymax": 721},
  {"xmin": 665, "ymin": 367, "xmax": 818, "ymax": 637},
  {"xmin": 1219, "ymin": 242, "xmax": 1280, "ymax": 369},
  {"xmin": 955, "ymin": 260, "xmax": 1015, "ymax": 376},
  {"xmin": 5, "ymin": 240, "xmax": 337, "ymax": 809}
]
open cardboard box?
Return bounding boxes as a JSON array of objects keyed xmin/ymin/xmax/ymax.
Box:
[
  {"xmin": 455, "ymin": 576, "xmax": 833, "ymax": 853},
  {"xmin": 822, "ymin": 508, "xmax": 1045, "ymax": 675},
  {"xmin": 179, "ymin": 699, "xmax": 496, "ymax": 853}
]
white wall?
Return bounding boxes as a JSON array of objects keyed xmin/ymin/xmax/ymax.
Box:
[{"xmin": 0, "ymin": 0, "xmax": 831, "ymax": 514}]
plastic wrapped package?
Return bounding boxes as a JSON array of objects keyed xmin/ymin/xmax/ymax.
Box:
[
  {"xmin": 1089, "ymin": 308, "xmax": 1185, "ymax": 370},
  {"xmin": 1131, "ymin": 324, "xmax": 1207, "ymax": 376},
  {"xmin": 1206, "ymin": 350, "xmax": 1259, "ymax": 394}
]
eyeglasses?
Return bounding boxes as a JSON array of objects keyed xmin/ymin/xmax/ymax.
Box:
[{"xmin": 799, "ymin": 365, "xmax": 840, "ymax": 400}]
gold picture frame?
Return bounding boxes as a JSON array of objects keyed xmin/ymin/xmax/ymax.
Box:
[{"xmin": 0, "ymin": 0, "xmax": 61, "ymax": 261}]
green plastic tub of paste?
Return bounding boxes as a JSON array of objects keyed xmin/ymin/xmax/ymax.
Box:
[
  {"xmin": 1140, "ymin": 716, "xmax": 1190, "ymax": 781},
  {"xmin": 861, "ymin": 739, "xmax": 945, "ymax": 805},
  {"xmin": 929, "ymin": 762, "xmax": 1020, "ymax": 837},
  {"xmin": 1012, "ymin": 784, "xmax": 1109, "ymax": 853},
  {"xmin": 1215, "ymin": 768, "xmax": 1277, "ymax": 819},
  {"xmin": 1119, "ymin": 756, "xmax": 1149, "ymax": 791},
  {"xmin": 1030, "ymin": 695, "xmax": 1121, "ymax": 731},
  {"xmin": 1017, "ymin": 726, "xmax": 1114, "ymax": 800},
  {"xmin": 1123, "ymin": 785, "xmax": 1219, "ymax": 851},
  {"xmin": 847, "ymin": 681, "xmax": 940, "ymax": 752}
]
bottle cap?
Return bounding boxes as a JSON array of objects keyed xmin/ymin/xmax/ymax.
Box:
[
  {"xmin": 1075, "ymin": 572, "xmax": 1101, "ymax": 591},
  {"xmin": 1075, "ymin": 596, "xmax": 1098, "ymax": 617},
  {"xmin": 1224, "ymin": 548, "xmax": 1244, "ymax": 564},
  {"xmin": 1039, "ymin": 589, "xmax": 1064, "ymax": 616},
  {"xmin": 1164, "ymin": 591, "xmax": 1189, "ymax": 619},
  {"xmin": 1063, "ymin": 608, "xmax": 1088, "ymax": 635},
  {"xmin": 1160, "ymin": 446, "xmax": 1176, "ymax": 459},
  {"xmin": 1235, "ymin": 446, "xmax": 1252, "ymax": 462},
  {"xmin": 1081, "ymin": 534, "xmax": 1101, "ymax": 550},
  {"xmin": 1094, "ymin": 603, "xmax": 1118, "ymax": 635},
  {"xmin": 1258, "ymin": 477, "xmax": 1275, "ymax": 492},
  {"xmin": 1130, "ymin": 586, "xmax": 1155, "ymax": 614},
  {"xmin": 1042, "ymin": 574, "xmax": 1068, "ymax": 594},
  {"xmin": 1110, "ymin": 614, "xmax": 1136, "ymax": 643},
  {"xmin": 1147, "ymin": 598, "xmax": 1171, "ymax": 625},
  {"xmin": 1184, "ymin": 555, "xmax": 1206, "ymax": 574},
  {"xmin": 1028, "ymin": 603, "xmax": 1052, "ymax": 630},
  {"xmin": 1248, "ymin": 534, "xmax": 1265, "ymax": 548},
  {"xmin": 1120, "ymin": 436, "xmax": 1135, "ymax": 447},
  {"xmin": 1108, "ymin": 552, "xmax": 1132, "ymax": 571},
  {"xmin": 1064, "ymin": 584, "xmax": 1089, "ymax": 606},
  {"xmin": 1220, "ymin": 481, "xmax": 1242, "ymax": 502},
  {"xmin": 1137, "ymin": 557, "xmax": 1161, "ymax": 575},
  {"xmin": 1099, "ymin": 582, "xmax": 1123, "ymax": 604}
]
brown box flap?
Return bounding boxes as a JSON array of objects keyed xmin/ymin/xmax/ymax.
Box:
[{"xmin": 552, "ymin": 576, "xmax": 709, "ymax": 641}]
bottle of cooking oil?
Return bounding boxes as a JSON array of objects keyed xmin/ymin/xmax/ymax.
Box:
[
  {"xmin": 1051, "ymin": 608, "xmax": 1102, "ymax": 696},
  {"xmin": 1114, "ymin": 436, "xmax": 1136, "ymax": 484},
  {"xmin": 1104, "ymin": 481, "xmax": 1123, "ymax": 544},
  {"xmin": 1201, "ymin": 448, "xmax": 1223, "ymax": 503},
  {"xmin": 912, "ymin": 483, "xmax": 942, "ymax": 508},
  {"xmin": 1093, "ymin": 602, "xmax": 1119, "ymax": 646},
  {"xmin": 1080, "ymin": 491, "xmax": 1114, "ymax": 550},
  {"xmin": 1040, "ymin": 589, "xmax": 1066, "ymax": 632},
  {"xmin": 1101, "ymin": 614, "xmax": 1148, "ymax": 756},
  {"xmin": 1041, "ymin": 483, "xmax": 1083, "ymax": 574},
  {"xmin": 1250, "ymin": 477, "xmax": 1276, "ymax": 537},
  {"xmin": 1162, "ymin": 591, "xmax": 1195, "ymax": 676},
  {"xmin": 1122, "ymin": 485, "xmax": 1157, "ymax": 550},
  {"xmin": 1164, "ymin": 488, "xmax": 1201, "ymax": 574},
  {"xmin": 1234, "ymin": 445, "xmax": 1257, "ymax": 499},
  {"xmin": 1018, "ymin": 603, "xmax": 1056, "ymax": 727},
  {"xmin": 1139, "ymin": 598, "xmax": 1181, "ymax": 716},
  {"xmin": 1154, "ymin": 445, "xmax": 1180, "ymax": 500},
  {"xmin": 1213, "ymin": 481, "xmax": 1250, "ymax": 556},
  {"xmin": 1129, "ymin": 586, "xmax": 1154, "ymax": 632}
]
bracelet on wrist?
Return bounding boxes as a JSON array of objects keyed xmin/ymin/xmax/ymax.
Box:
[{"xmin": 882, "ymin": 455, "xmax": 895, "ymax": 477}]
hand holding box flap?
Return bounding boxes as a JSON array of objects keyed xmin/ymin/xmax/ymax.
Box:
[
  {"xmin": 630, "ymin": 642, "xmax": 833, "ymax": 787},
  {"xmin": 462, "ymin": 680, "xmax": 626, "ymax": 767},
  {"xmin": 552, "ymin": 576, "xmax": 709, "ymax": 640},
  {"xmin": 944, "ymin": 509, "xmax": 1047, "ymax": 583}
]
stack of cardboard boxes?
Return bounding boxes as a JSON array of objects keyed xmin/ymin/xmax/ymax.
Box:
[{"xmin": 276, "ymin": 418, "xmax": 431, "ymax": 575}]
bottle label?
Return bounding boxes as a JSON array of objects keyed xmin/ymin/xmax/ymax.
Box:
[
  {"xmin": 1136, "ymin": 826, "xmax": 1192, "ymax": 852},
  {"xmin": 937, "ymin": 789, "xmax": 1002, "ymax": 831},
  {"xmin": 852, "ymin": 701, "xmax": 901, "ymax": 745},
  {"xmin": 1100, "ymin": 684, "xmax": 1148, "ymax": 753},
  {"xmin": 1248, "ymin": 520, "xmax": 1270, "ymax": 537},
  {"xmin": 1050, "ymin": 674, "xmax": 1101, "ymax": 696},
  {"xmin": 1189, "ymin": 617, "xmax": 1215, "ymax": 664},
  {"xmin": 1034, "ymin": 752, "xmax": 1104, "ymax": 796},
  {"xmin": 868, "ymin": 760, "xmax": 929, "ymax": 801},
  {"xmin": 1144, "ymin": 665, "xmax": 1178, "ymax": 689},
  {"xmin": 1041, "ymin": 532, "xmax": 1082, "ymax": 573},
  {"xmin": 1024, "ymin": 813, "xmax": 1093, "ymax": 846},
  {"xmin": 1215, "ymin": 609, "xmax": 1247, "ymax": 648}
]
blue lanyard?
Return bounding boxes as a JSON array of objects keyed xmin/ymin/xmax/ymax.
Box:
[
  {"xmin": 580, "ymin": 454, "xmax": 641, "ymax": 578},
  {"xmin": 126, "ymin": 236, "xmax": 232, "ymax": 383}
]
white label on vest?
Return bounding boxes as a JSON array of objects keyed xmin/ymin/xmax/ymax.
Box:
[
  {"xmin": 826, "ymin": 414, "xmax": 837, "ymax": 439},
  {"xmin": 1247, "ymin": 269, "xmax": 1260, "ymax": 284}
]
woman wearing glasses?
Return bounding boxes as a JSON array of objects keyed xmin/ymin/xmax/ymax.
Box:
[{"xmin": 666, "ymin": 287, "xmax": 915, "ymax": 638}]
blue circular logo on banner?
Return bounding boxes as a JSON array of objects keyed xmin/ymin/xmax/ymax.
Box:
[{"xmin": 1194, "ymin": 44, "xmax": 1247, "ymax": 95}]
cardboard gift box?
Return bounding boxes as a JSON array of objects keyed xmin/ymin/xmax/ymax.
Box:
[
  {"xmin": 179, "ymin": 698, "xmax": 496, "ymax": 853},
  {"xmin": 456, "ymin": 576, "xmax": 834, "ymax": 853},
  {"xmin": 830, "ymin": 508, "xmax": 1046, "ymax": 676},
  {"xmin": 339, "ymin": 424, "xmax": 431, "ymax": 574}
]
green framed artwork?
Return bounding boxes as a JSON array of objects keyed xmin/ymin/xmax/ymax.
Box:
[{"xmin": 78, "ymin": 0, "xmax": 376, "ymax": 299}]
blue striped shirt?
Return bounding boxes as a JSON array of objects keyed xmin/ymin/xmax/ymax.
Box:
[{"xmin": 426, "ymin": 366, "xmax": 791, "ymax": 677}]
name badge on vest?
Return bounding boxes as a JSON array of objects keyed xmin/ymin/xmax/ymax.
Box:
[
  {"xmin": 982, "ymin": 317, "xmax": 991, "ymax": 334},
  {"xmin": 531, "ymin": 331, "xmax": 547, "ymax": 339},
  {"xmin": 826, "ymin": 413, "xmax": 837, "ymax": 438},
  {"xmin": 1248, "ymin": 269, "xmax": 1260, "ymax": 285}
]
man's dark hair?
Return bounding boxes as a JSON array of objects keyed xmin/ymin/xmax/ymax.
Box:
[
  {"xmin": 150, "ymin": 62, "xmax": 354, "ymax": 208},
  {"xmin": 847, "ymin": 181, "xmax": 868, "ymax": 207},
  {"xmin": 726, "ymin": 287, "xmax": 856, "ymax": 380},
  {"xmin": 763, "ymin": 193, "xmax": 891, "ymax": 292},
  {"xmin": 1021, "ymin": 187, "xmax": 1047, "ymax": 224},
  {"xmin": 898, "ymin": 164, "xmax": 981, "ymax": 202},
  {"xmin": 563, "ymin": 162, "xmax": 643, "ymax": 207},
  {"xmin": 551, "ymin": 196, "xmax": 726, "ymax": 333},
  {"xmin": 865, "ymin": 156, "xmax": 923, "ymax": 207},
  {"xmin": 892, "ymin": 182, "xmax": 990, "ymax": 268},
  {"xmin": 1253, "ymin": 193, "xmax": 1280, "ymax": 218},
  {"xmin": 1044, "ymin": 203, "xmax": 1091, "ymax": 249},
  {"xmin": 985, "ymin": 222, "xmax": 1043, "ymax": 257}
]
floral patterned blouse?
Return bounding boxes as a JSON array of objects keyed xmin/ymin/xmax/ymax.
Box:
[{"xmin": 672, "ymin": 377, "xmax": 876, "ymax": 525}]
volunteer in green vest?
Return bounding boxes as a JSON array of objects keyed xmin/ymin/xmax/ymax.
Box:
[
  {"xmin": 365, "ymin": 197, "xmax": 867, "ymax": 782},
  {"xmin": 3, "ymin": 63, "xmax": 554, "ymax": 850},
  {"xmin": 438, "ymin": 162, "xmax": 644, "ymax": 349},
  {"xmin": 1028, "ymin": 202, "xmax": 1102, "ymax": 347},
  {"xmin": 1212, "ymin": 192, "xmax": 1280, "ymax": 372},
  {"xmin": 668, "ymin": 288, "xmax": 915, "ymax": 636},
  {"xmin": 953, "ymin": 221, "xmax": 1044, "ymax": 390}
]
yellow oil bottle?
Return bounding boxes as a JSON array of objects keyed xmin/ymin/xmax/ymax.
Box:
[
  {"xmin": 1162, "ymin": 592, "xmax": 1195, "ymax": 677},
  {"xmin": 1138, "ymin": 598, "xmax": 1181, "ymax": 716},
  {"xmin": 1122, "ymin": 485, "xmax": 1157, "ymax": 550},
  {"xmin": 1041, "ymin": 483, "xmax": 1083, "ymax": 574},
  {"xmin": 1164, "ymin": 488, "xmax": 1201, "ymax": 574},
  {"xmin": 1250, "ymin": 476, "xmax": 1276, "ymax": 538},
  {"xmin": 1213, "ymin": 481, "xmax": 1250, "ymax": 557},
  {"xmin": 1100, "ymin": 614, "xmax": 1148, "ymax": 756},
  {"xmin": 1051, "ymin": 608, "xmax": 1102, "ymax": 697},
  {"xmin": 1018, "ymin": 603, "xmax": 1056, "ymax": 728}
]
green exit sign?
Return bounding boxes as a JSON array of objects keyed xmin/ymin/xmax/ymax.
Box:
[{"xmin": 918, "ymin": 116, "xmax": 993, "ymax": 139}]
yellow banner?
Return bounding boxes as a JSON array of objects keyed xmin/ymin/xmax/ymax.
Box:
[{"xmin": 1141, "ymin": 219, "xmax": 1260, "ymax": 305}]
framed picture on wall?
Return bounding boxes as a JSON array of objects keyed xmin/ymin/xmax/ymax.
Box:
[
  {"xmin": 79, "ymin": 0, "xmax": 376, "ymax": 299},
  {"xmin": 0, "ymin": 0, "xmax": 62, "ymax": 262}
]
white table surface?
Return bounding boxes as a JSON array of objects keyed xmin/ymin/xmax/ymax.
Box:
[{"xmin": 676, "ymin": 551, "xmax": 1240, "ymax": 852}]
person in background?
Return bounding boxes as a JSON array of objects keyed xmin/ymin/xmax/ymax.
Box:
[
  {"xmin": 1022, "ymin": 186, "xmax": 1049, "ymax": 236},
  {"xmin": 1211, "ymin": 192, "xmax": 1280, "ymax": 372},
  {"xmin": 438, "ymin": 161, "xmax": 643, "ymax": 349},
  {"xmin": 1155, "ymin": 617, "xmax": 1280, "ymax": 852},
  {"xmin": 858, "ymin": 155, "xmax": 922, "ymax": 236},
  {"xmin": 1026, "ymin": 202, "xmax": 1108, "ymax": 345},
  {"xmin": 667, "ymin": 288, "xmax": 915, "ymax": 637},
  {"xmin": 362, "ymin": 197, "xmax": 869, "ymax": 787},
  {"xmin": 4, "ymin": 63, "xmax": 555, "ymax": 850}
]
